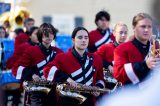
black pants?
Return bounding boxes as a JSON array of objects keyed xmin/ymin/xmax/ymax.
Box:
[
  {"xmin": 24, "ymin": 91, "xmax": 31, "ymax": 106},
  {"xmin": 58, "ymin": 94, "xmax": 94, "ymax": 106},
  {"xmin": 0, "ymin": 87, "xmax": 5, "ymax": 106},
  {"xmin": 4, "ymin": 89, "xmax": 21, "ymax": 106}
]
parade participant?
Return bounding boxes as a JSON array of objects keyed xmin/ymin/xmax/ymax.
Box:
[
  {"xmin": 43, "ymin": 27, "xmax": 105, "ymax": 106},
  {"xmin": 0, "ymin": 26, "xmax": 7, "ymax": 39},
  {"xmin": 0, "ymin": 26, "xmax": 6, "ymax": 68},
  {"xmin": 0, "ymin": 26, "xmax": 21, "ymax": 106},
  {"xmin": 0, "ymin": 26, "xmax": 8, "ymax": 70},
  {"xmin": 7, "ymin": 26, "xmax": 39, "ymax": 69},
  {"xmin": 0, "ymin": 86, "xmax": 5, "ymax": 106},
  {"xmin": 12, "ymin": 23, "xmax": 63, "ymax": 106},
  {"xmin": 14, "ymin": 18, "xmax": 35, "ymax": 49},
  {"xmin": 6, "ymin": 26, "xmax": 39, "ymax": 106},
  {"xmin": 96, "ymin": 22, "xmax": 128, "ymax": 73},
  {"xmin": 88, "ymin": 10, "xmax": 115, "ymax": 53},
  {"xmin": 113, "ymin": 13, "xmax": 159, "ymax": 85},
  {"xmin": 9, "ymin": 28, "xmax": 24, "ymax": 40}
]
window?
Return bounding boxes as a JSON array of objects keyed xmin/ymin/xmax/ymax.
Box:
[
  {"xmin": 74, "ymin": 16, "xmax": 83, "ymax": 27},
  {"xmin": 42, "ymin": 16, "xmax": 52, "ymax": 24}
]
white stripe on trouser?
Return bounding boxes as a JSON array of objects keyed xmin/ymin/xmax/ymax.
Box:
[
  {"xmin": 16, "ymin": 66, "xmax": 25, "ymax": 79},
  {"xmin": 124, "ymin": 63, "xmax": 140, "ymax": 84},
  {"xmin": 47, "ymin": 66, "xmax": 57, "ymax": 81}
]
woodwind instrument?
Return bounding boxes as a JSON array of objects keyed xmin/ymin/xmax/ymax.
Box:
[
  {"xmin": 56, "ymin": 82, "xmax": 116, "ymax": 104},
  {"xmin": 23, "ymin": 80, "xmax": 54, "ymax": 94}
]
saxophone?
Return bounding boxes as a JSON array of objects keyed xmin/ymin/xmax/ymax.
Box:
[
  {"xmin": 56, "ymin": 83, "xmax": 114, "ymax": 104},
  {"xmin": 23, "ymin": 80, "xmax": 54, "ymax": 94}
]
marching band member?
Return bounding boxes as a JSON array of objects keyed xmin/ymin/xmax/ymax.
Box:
[
  {"xmin": 0, "ymin": 26, "xmax": 7, "ymax": 39},
  {"xmin": 12, "ymin": 23, "xmax": 63, "ymax": 106},
  {"xmin": 0, "ymin": 26, "xmax": 22, "ymax": 106},
  {"xmin": 0, "ymin": 26, "xmax": 7, "ymax": 70},
  {"xmin": 113, "ymin": 13, "xmax": 159, "ymax": 86},
  {"xmin": 6, "ymin": 26, "xmax": 39, "ymax": 106},
  {"xmin": 14, "ymin": 18, "xmax": 35, "ymax": 49},
  {"xmin": 6, "ymin": 26, "xmax": 39, "ymax": 69},
  {"xmin": 96, "ymin": 22, "xmax": 128, "ymax": 73},
  {"xmin": 43, "ymin": 27, "xmax": 105, "ymax": 106},
  {"xmin": 88, "ymin": 10, "xmax": 115, "ymax": 53}
]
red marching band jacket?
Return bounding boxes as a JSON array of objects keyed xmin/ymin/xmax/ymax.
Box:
[
  {"xmin": 6, "ymin": 42, "xmax": 33, "ymax": 69},
  {"xmin": 14, "ymin": 33, "xmax": 29, "ymax": 50},
  {"xmin": 88, "ymin": 29, "xmax": 115, "ymax": 53},
  {"xmin": 12, "ymin": 45, "xmax": 63, "ymax": 80},
  {"xmin": 96, "ymin": 42, "xmax": 116, "ymax": 68},
  {"xmin": 43, "ymin": 50, "xmax": 105, "ymax": 88},
  {"xmin": 113, "ymin": 39, "xmax": 150, "ymax": 85}
]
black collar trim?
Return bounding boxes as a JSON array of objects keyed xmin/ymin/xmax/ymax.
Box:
[
  {"xmin": 39, "ymin": 43, "xmax": 52, "ymax": 56},
  {"xmin": 97, "ymin": 28, "xmax": 108, "ymax": 36},
  {"xmin": 28, "ymin": 39, "xmax": 39, "ymax": 46},
  {"xmin": 113, "ymin": 41, "xmax": 119, "ymax": 47},
  {"xmin": 132, "ymin": 38, "xmax": 150, "ymax": 56},
  {"xmin": 72, "ymin": 47, "xmax": 87, "ymax": 65}
]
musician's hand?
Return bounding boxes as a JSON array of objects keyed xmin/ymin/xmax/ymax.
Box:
[
  {"xmin": 91, "ymin": 86, "xmax": 100, "ymax": 96},
  {"xmin": 32, "ymin": 74, "xmax": 41, "ymax": 81},
  {"xmin": 146, "ymin": 57, "xmax": 157, "ymax": 69},
  {"xmin": 155, "ymin": 58, "xmax": 160, "ymax": 67},
  {"xmin": 108, "ymin": 65, "xmax": 113, "ymax": 74},
  {"xmin": 92, "ymin": 92, "xmax": 100, "ymax": 97},
  {"xmin": 67, "ymin": 78, "xmax": 77, "ymax": 88}
]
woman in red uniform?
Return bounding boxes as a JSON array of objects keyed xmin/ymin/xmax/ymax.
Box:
[
  {"xmin": 12, "ymin": 23, "xmax": 63, "ymax": 106},
  {"xmin": 96, "ymin": 22, "xmax": 128, "ymax": 73},
  {"xmin": 43, "ymin": 27, "xmax": 105, "ymax": 106}
]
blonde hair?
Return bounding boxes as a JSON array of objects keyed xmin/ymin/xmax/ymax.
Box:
[{"xmin": 113, "ymin": 22, "xmax": 128, "ymax": 32}]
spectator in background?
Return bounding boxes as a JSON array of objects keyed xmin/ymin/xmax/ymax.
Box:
[
  {"xmin": 3, "ymin": 20, "xmax": 11, "ymax": 37},
  {"xmin": 0, "ymin": 26, "xmax": 7, "ymax": 70},
  {"xmin": 0, "ymin": 26, "xmax": 7, "ymax": 39}
]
